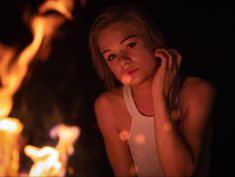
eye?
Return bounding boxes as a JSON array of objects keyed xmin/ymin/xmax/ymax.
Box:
[
  {"xmin": 107, "ymin": 54, "xmax": 116, "ymax": 61},
  {"xmin": 127, "ymin": 42, "xmax": 137, "ymax": 48}
]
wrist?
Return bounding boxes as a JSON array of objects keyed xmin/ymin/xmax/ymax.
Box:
[{"xmin": 153, "ymin": 94, "xmax": 168, "ymax": 112}]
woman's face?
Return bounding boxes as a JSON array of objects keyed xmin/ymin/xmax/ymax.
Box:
[{"xmin": 97, "ymin": 21, "xmax": 159, "ymax": 86}]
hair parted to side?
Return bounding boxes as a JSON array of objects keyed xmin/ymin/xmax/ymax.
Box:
[{"xmin": 89, "ymin": 4, "xmax": 167, "ymax": 90}]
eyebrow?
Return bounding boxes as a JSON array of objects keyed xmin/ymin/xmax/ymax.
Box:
[
  {"xmin": 120, "ymin": 34, "xmax": 137, "ymax": 44},
  {"xmin": 101, "ymin": 34, "xmax": 137, "ymax": 55}
]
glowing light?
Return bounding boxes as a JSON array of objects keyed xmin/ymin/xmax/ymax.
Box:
[
  {"xmin": 0, "ymin": 0, "xmax": 76, "ymax": 176},
  {"xmin": 39, "ymin": 0, "xmax": 74, "ymax": 20},
  {"xmin": 0, "ymin": 118, "xmax": 23, "ymax": 176},
  {"xmin": 50, "ymin": 124, "xmax": 80, "ymax": 176},
  {"xmin": 50, "ymin": 124, "xmax": 80, "ymax": 154},
  {"xmin": 24, "ymin": 124, "xmax": 80, "ymax": 177},
  {"xmin": 121, "ymin": 74, "xmax": 132, "ymax": 85},
  {"xmin": 135, "ymin": 134, "xmax": 145, "ymax": 144},
  {"xmin": 0, "ymin": 96, "xmax": 13, "ymax": 118},
  {"xmin": 164, "ymin": 122, "xmax": 172, "ymax": 131},
  {"xmin": 0, "ymin": 118, "xmax": 23, "ymax": 133},
  {"xmin": 24, "ymin": 145, "xmax": 62, "ymax": 176},
  {"xmin": 119, "ymin": 130, "xmax": 129, "ymax": 141}
]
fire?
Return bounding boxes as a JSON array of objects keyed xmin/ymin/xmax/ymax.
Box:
[
  {"xmin": 0, "ymin": 118, "xmax": 23, "ymax": 176},
  {"xmin": 0, "ymin": 0, "xmax": 76, "ymax": 176},
  {"xmin": 0, "ymin": 0, "xmax": 75, "ymax": 119},
  {"xmin": 24, "ymin": 146, "xmax": 62, "ymax": 177},
  {"xmin": 51, "ymin": 124, "xmax": 80, "ymax": 176},
  {"xmin": 25, "ymin": 124, "xmax": 80, "ymax": 177},
  {"xmin": 0, "ymin": 0, "xmax": 75, "ymax": 118},
  {"xmin": 39, "ymin": 0, "xmax": 74, "ymax": 20},
  {"xmin": 0, "ymin": 117, "xmax": 23, "ymax": 133}
]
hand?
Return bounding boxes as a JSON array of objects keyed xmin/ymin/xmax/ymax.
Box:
[{"xmin": 152, "ymin": 48, "xmax": 182, "ymax": 105}]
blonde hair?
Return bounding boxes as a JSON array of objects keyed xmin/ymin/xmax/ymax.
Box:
[{"xmin": 89, "ymin": 4, "xmax": 167, "ymax": 90}]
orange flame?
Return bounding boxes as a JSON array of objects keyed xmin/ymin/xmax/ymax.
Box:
[
  {"xmin": 24, "ymin": 124, "xmax": 80, "ymax": 177},
  {"xmin": 0, "ymin": 0, "xmax": 75, "ymax": 176},
  {"xmin": 24, "ymin": 145, "xmax": 62, "ymax": 176},
  {"xmin": 0, "ymin": 117, "xmax": 23, "ymax": 176},
  {"xmin": 39, "ymin": 0, "xmax": 74, "ymax": 20},
  {"xmin": 0, "ymin": 117, "xmax": 23, "ymax": 133},
  {"xmin": 50, "ymin": 124, "xmax": 80, "ymax": 176},
  {"xmin": 0, "ymin": 0, "xmax": 74, "ymax": 119}
]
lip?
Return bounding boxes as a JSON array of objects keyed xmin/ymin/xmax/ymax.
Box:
[{"xmin": 125, "ymin": 68, "xmax": 138, "ymax": 75}]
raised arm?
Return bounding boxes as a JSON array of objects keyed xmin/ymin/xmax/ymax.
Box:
[
  {"xmin": 152, "ymin": 49, "xmax": 216, "ymax": 177},
  {"xmin": 154, "ymin": 78, "xmax": 215, "ymax": 177}
]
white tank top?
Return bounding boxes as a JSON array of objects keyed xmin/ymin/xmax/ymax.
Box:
[
  {"xmin": 123, "ymin": 85, "xmax": 164, "ymax": 177},
  {"xmin": 123, "ymin": 85, "xmax": 212, "ymax": 177}
]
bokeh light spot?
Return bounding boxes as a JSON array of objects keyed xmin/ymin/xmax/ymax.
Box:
[
  {"xmin": 119, "ymin": 130, "xmax": 129, "ymax": 141},
  {"xmin": 164, "ymin": 122, "xmax": 172, "ymax": 131},
  {"xmin": 121, "ymin": 74, "xmax": 132, "ymax": 85},
  {"xmin": 135, "ymin": 134, "xmax": 145, "ymax": 144}
]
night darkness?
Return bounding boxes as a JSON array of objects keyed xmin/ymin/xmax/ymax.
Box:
[{"xmin": 0, "ymin": 0, "xmax": 234, "ymax": 176}]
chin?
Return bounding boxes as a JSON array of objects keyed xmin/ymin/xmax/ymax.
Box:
[{"xmin": 126, "ymin": 78, "xmax": 141, "ymax": 86}]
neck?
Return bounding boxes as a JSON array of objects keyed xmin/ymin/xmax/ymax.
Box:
[{"xmin": 130, "ymin": 80, "xmax": 154, "ymax": 116}]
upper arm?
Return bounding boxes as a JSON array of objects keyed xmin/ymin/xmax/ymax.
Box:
[
  {"xmin": 94, "ymin": 94, "xmax": 135, "ymax": 176},
  {"xmin": 180, "ymin": 80, "xmax": 216, "ymax": 165}
]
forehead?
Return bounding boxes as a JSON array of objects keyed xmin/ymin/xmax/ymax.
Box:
[{"xmin": 97, "ymin": 21, "xmax": 142, "ymax": 50}]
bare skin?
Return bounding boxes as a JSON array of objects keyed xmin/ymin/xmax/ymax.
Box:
[{"xmin": 94, "ymin": 21, "xmax": 216, "ymax": 177}]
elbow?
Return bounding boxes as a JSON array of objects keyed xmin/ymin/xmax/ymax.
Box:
[
  {"xmin": 164, "ymin": 161, "xmax": 196, "ymax": 177},
  {"xmin": 182, "ymin": 160, "xmax": 197, "ymax": 177},
  {"xmin": 185, "ymin": 162, "xmax": 197, "ymax": 177},
  {"xmin": 179, "ymin": 159, "xmax": 197, "ymax": 177}
]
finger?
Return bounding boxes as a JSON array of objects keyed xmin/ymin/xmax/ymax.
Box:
[
  {"xmin": 166, "ymin": 49, "xmax": 176, "ymax": 71},
  {"xmin": 168, "ymin": 49, "xmax": 177, "ymax": 74},
  {"xmin": 154, "ymin": 49, "xmax": 168, "ymax": 72},
  {"xmin": 169, "ymin": 49, "xmax": 182, "ymax": 72},
  {"xmin": 158, "ymin": 48, "xmax": 175, "ymax": 70}
]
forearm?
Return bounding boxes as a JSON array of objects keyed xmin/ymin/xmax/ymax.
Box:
[{"xmin": 154, "ymin": 96, "xmax": 195, "ymax": 177}]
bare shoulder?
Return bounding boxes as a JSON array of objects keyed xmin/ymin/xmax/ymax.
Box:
[
  {"xmin": 95, "ymin": 87, "xmax": 123, "ymax": 112},
  {"xmin": 179, "ymin": 76, "xmax": 216, "ymax": 119},
  {"xmin": 181, "ymin": 76, "xmax": 216, "ymax": 101},
  {"xmin": 94, "ymin": 87, "xmax": 124, "ymax": 125}
]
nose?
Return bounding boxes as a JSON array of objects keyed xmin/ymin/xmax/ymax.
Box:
[{"xmin": 118, "ymin": 51, "xmax": 131, "ymax": 66}]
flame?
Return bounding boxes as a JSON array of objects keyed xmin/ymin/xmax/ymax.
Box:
[
  {"xmin": 39, "ymin": 0, "xmax": 74, "ymax": 20},
  {"xmin": 24, "ymin": 124, "xmax": 80, "ymax": 177},
  {"xmin": 0, "ymin": 0, "xmax": 75, "ymax": 119},
  {"xmin": 0, "ymin": 15, "xmax": 46, "ymax": 119},
  {"xmin": 0, "ymin": 0, "xmax": 75, "ymax": 176},
  {"xmin": 0, "ymin": 117, "xmax": 23, "ymax": 176},
  {"xmin": 0, "ymin": 117, "xmax": 23, "ymax": 133},
  {"xmin": 0, "ymin": 44, "xmax": 16, "ymax": 118},
  {"xmin": 25, "ymin": 145, "xmax": 62, "ymax": 176},
  {"xmin": 50, "ymin": 124, "xmax": 80, "ymax": 176}
]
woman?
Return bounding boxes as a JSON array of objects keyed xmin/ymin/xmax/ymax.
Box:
[{"xmin": 89, "ymin": 4, "xmax": 216, "ymax": 177}]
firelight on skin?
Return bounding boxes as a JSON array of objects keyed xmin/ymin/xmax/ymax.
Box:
[{"xmin": 89, "ymin": 5, "xmax": 216, "ymax": 177}]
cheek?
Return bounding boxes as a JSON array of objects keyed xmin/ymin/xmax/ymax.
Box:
[
  {"xmin": 139, "ymin": 53, "xmax": 156, "ymax": 67},
  {"xmin": 107, "ymin": 63, "xmax": 121, "ymax": 78},
  {"xmin": 141, "ymin": 56, "xmax": 158, "ymax": 74}
]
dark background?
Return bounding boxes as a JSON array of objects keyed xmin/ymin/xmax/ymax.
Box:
[{"xmin": 0, "ymin": 0, "xmax": 234, "ymax": 176}]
